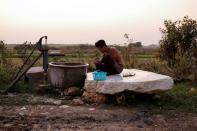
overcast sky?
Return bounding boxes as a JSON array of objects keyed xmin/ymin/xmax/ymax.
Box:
[{"xmin": 0, "ymin": 0, "xmax": 197, "ymax": 45}]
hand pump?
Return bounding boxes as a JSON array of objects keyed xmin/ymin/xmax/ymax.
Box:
[
  {"xmin": 37, "ymin": 36, "xmax": 48, "ymax": 82},
  {"xmin": 4, "ymin": 36, "xmax": 49, "ymax": 93}
]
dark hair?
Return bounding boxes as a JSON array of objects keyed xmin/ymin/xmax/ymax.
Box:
[{"xmin": 95, "ymin": 40, "xmax": 107, "ymax": 48}]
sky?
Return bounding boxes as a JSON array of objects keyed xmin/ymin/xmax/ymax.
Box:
[{"xmin": 0, "ymin": 0, "xmax": 197, "ymax": 45}]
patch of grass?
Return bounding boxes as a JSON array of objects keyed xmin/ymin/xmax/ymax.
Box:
[
  {"xmin": 0, "ymin": 94, "xmax": 30, "ymax": 106},
  {"xmin": 8, "ymin": 81, "xmax": 63, "ymax": 98},
  {"xmin": 127, "ymin": 82, "xmax": 197, "ymax": 113},
  {"xmin": 156, "ymin": 82, "xmax": 197, "ymax": 112},
  {"xmin": 9, "ymin": 81, "xmax": 35, "ymax": 94}
]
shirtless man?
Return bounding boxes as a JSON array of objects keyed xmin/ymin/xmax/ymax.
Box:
[{"xmin": 94, "ymin": 40, "xmax": 124, "ymax": 75}]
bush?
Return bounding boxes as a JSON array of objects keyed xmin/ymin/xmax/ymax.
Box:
[
  {"xmin": 159, "ymin": 16, "xmax": 197, "ymax": 83},
  {"xmin": 0, "ymin": 65, "xmax": 17, "ymax": 90},
  {"xmin": 0, "ymin": 41, "xmax": 18, "ymax": 90}
]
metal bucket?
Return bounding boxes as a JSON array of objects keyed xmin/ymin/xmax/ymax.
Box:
[{"xmin": 48, "ymin": 62, "xmax": 89, "ymax": 88}]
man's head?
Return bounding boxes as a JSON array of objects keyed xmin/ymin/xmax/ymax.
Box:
[{"xmin": 95, "ymin": 40, "xmax": 108, "ymax": 53}]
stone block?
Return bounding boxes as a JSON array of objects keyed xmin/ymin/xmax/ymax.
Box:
[{"xmin": 84, "ymin": 69, "xmax": 174, "ymax": 95}]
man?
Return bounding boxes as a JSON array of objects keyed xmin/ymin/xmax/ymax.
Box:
[{"xmin": 94, "ymin": 40, "xmax": 124, "ymax": 75}]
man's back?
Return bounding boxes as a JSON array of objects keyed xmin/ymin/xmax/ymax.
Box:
[{"xmin": 107, "ymin": 47, "xmax": 124, "ymax": 67}]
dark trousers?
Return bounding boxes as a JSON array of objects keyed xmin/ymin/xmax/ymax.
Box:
[{"xmin": 96, "ymin": 55, "xmax": 123, "ymax": 75}]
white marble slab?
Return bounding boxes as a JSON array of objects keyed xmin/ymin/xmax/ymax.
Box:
[{"xmin": 84, "ymin": 69, "xmax": 174, "ymax": 94}]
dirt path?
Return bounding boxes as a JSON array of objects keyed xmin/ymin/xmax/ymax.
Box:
[{"xmin": 0, "ymin": 104, "xmax": 197, "ymax": 131}]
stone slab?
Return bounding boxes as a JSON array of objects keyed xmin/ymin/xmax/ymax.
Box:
[
  {"xmin": 25, "ymin": 66, "xmax": 44, "ymax": 83},
  {"xmin": 84, "ymin": 69, "xmax": 174, "ymax": 94}
]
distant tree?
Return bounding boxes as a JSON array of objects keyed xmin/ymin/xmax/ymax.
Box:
[
  {"xmin": 135, "ymin": 42, "xmax": 142, "ymax": 47},
  {"xmin": 128, "ymin": 42, "xmax": 142, "ymax": 48},
  {"xmin": 159, "ymin": 16, "xmax": 197, "ymax": 81},
  {"xmin": 124, "ymin": 33, "xmax": 133, "ymax": 45},
  {"xmin": 123, "ymin": 33, "xmax": 137, "ymax": 67}
]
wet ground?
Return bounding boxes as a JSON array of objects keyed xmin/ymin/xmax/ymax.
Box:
[{"xmin": 0, "ymin": 94, "xmax": 197, "ymax": 131}]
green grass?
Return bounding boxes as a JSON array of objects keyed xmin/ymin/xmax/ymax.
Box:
[
  {"xmin": 158, "ymin": 82, "xmax": 197, "ymax": 112},
  {"xmin": 127, "ymin": 82, "xmax": 197, "ymax": 113},
  {"xmin": 0, "ymin": 94, "xmax": 30, "ymax": 106}
]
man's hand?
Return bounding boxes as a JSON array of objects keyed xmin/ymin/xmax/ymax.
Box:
[
  {"xmin": 94, "ymin": 60, "xmax": 101, "ymax": 65},
  {"xmin": 94, "ymin": 60, "xmax": 104, "ymax": 66}
]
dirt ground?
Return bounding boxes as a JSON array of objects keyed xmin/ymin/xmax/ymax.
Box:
[{"xmin": 0, "ymin": 94, "xmax": 197, "ymax": 131}]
